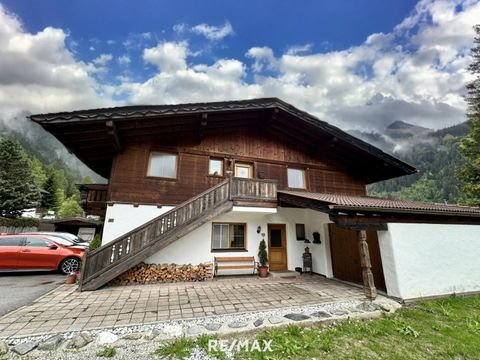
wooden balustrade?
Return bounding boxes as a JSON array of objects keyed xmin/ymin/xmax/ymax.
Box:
[
  {"xmin": 230, "ymin": 177, "xmax": 277, "ymax": 201},
  {"xmin": 79, "ymin": 177, "xmax": 277, "ymax": 290}
]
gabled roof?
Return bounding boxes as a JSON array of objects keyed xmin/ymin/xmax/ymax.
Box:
[{"xmin": 30, "ymin": 98, "xmax": 416, "ymax": 181}]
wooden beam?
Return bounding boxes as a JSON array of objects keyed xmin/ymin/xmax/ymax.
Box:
[
  {"xmin": 106, "ymin": 120, "xmax": 123, "ymax": 153},
  {"xmin": 330, "ymin": 214, "xmax": 388, "ymax": 230},
  {"xmin": 331, "ymin": 211, "xmax": 480, "ymax": 226},
  {"xmin": 198, "ymin": 113, "xmax": 208, "ymax": 140},
  {"xmin": 358, "ymin": 230, "xmax": 377, "ymax": 300}
]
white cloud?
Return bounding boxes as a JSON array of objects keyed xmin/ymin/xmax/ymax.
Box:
[
  {"xmin": 0, "ymin": 3, "xmax": 112, "ymax": 122},
  {"xmin": 191, "ymin": 21, "xmax": 234, "ymax": 41},
  {"xmin": 286, "ymin": 43, "xmax": 313, "ymax": 55},
  {"xmin": 173, "ymin": 23, "xmax": 187, "ymax": 34},
  {"xmin": 119, "ymin": 0, "xmax": 479, "ymax": 131},
  {"xmin": 117, "ymin": 55, "xmax": 131, "ymax": 66},
  {"xmin": 143, "ymin": 41, "xmax": 188, "ymax": 72},
  {"xmin": 92, "ymin": 53, "xmax": 113, "ymax": 66},
  {"xmin": 0, "ymin": 0, "xmax": 478, "ymax": 139},
  {"xmin": 246, "ymin": 46, "xmax": 276, "ymax": 72}
]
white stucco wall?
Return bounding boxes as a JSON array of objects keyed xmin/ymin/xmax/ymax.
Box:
[
  {"xmin": 144, "ymin": 207, "xmax": 333, "ymax": 276},
  {"xmin": 378, "ymin": 223, "xmax": 480, "ymax": 300},
  {"xmin": 102, "ymin": 204, "xmax": 174, "ymax": 244}
]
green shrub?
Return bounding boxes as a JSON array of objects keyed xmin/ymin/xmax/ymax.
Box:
[
  {"xmin": 89, "ymin": 234, "xmax": 102, "ymax": 251},
  {"xmin": 96, "ymin": 346, "xmax": 116, "ymax": 357},
  {"xmin": 0, "ymin": 217, "xmax": 40, "ymax": 228},
  {"xmin": 258, "ymin": 239, "xmax": 268, "ymax": 266}
]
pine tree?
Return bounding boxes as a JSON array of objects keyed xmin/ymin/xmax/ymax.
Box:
[
  {"xmin": 459, "ymin": 25, "xmax": 480, "ymax": 206},
  {"xmin": 41, "ymin": 173, "xmax": 59, "ymax": 211},
  {"xmin": 0, "ymin": 137, "xmax": 40, "ymax": 218},
  {"xmin": 29, "ymin": 156, "xmax": 47, "ymax": 189}
]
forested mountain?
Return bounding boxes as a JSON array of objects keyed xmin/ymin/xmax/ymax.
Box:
[
  {"xmin": 352, "ymin": 122, "xmax": 469, "ymax": 204},
  {"xmin": 0, "ymin": 113, "xmax": 104, "ymax": 186},
  {"xmin": 0, "ymin": 113, "xmax": 105, "ymax": 217}
]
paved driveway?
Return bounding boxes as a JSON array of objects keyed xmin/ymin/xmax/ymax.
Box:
[
  {"xmin": 0, "ymin": 272, "xmax": 64, "ymax": 316},
  {"xmin": 0, "ymin": 275, "xmax": 364, "ymax": 338}
]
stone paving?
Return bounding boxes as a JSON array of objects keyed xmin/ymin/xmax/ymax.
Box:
[{"xmin": 0, "ymin": 275, "xmax": 364, "ymax": 338}]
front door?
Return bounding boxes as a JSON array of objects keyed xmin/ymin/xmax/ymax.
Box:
[
  {"xmin": 268, "ymin": 224, "xmax": 287, "ymax": 271},
  {"xmin": 234, "ymin": 162, "xmax": 253, "ymax": 178}
]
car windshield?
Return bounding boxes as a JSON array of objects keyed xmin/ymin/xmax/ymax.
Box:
[
  {"xmin": 44, "ymin": 236, "xmax": 74, "ymax": 246},
  {"xmin": 52, "ymin": 233, "xmax": 85, "ymax": 243}
]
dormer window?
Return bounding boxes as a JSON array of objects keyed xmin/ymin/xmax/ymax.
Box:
[
  {"xmin": 147, "ymin": 152, "xmax": 178, "ymax": 179},
  {"xmin": 209, "ymin": 158, "xmax": 224, "ymax": 176},
  {"xmin": 287, "ymin": 168, "xmax": 306, "ymax": 189}
]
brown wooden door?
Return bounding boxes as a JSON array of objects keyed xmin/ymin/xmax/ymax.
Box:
[
  {"xmin": 328, "ymin": 224, "xmax": 386, "ymax": 291},
  {"xmin": 268, "ymin": 224, "xmax": 287, "ymax": 271}
]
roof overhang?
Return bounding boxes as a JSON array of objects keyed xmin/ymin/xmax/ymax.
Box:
[
  {"xmin": 278, "ymin": 190, "xmax": 480, "ymax": 229},
  {"xmin": 30, "ymin": 98, "xmax": 417, "ymax": 180}
]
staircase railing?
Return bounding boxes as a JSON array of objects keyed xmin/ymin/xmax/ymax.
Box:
[
  {"xmin": 80, "ymin": 178, "xmax": 231, "ymax": 287},
  {"xmin": 79, "ymin": 177, "xmax": 278, "ymax": 290}
]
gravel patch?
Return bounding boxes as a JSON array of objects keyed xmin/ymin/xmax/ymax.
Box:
[{"xmin": 0, "ymin": 296, "xmax": 399, "ymax": 359}]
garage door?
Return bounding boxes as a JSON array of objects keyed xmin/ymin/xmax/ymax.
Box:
[{"xmin": 328, "ymin": 223, "xmax": 386, "ymax": 291}]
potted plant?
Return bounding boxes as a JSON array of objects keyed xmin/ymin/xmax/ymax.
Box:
[{"xmin": 257, "ymin": 238, "xmax": 269, "ymax": 277}]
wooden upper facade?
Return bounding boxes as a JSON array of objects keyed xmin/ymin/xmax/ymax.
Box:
[
  {"xmin": 108, "ymin": 129, "xmax": 366, "ymax": 205},
  {"xmin": 31, "ymin": 98, "xmax": 416, "ymax": 207}
]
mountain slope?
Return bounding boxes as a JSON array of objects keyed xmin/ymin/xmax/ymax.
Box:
[
  {"xmin": 350, "ymin": 122, "xmax": 468, "ymax": 203},
  {"xmin": 0, "ymin": 112, "xmax": 104, "ymax": 184}
]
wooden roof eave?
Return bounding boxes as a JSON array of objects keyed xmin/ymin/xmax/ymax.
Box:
[{"xmin": 329, "ymin": 205, "xmax": 480, "ymax": 219}]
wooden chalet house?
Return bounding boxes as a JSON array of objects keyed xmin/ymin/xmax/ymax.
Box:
[{"xmin": 31, "ymin": 98, "xmax": 480, "ymax": 301}]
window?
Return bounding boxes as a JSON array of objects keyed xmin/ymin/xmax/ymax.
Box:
[
  {"xmin": 287, "ymin": 168, "xmax": 306, "ymax": 189},
  {"xmin": 234, "ymin": 163, "xmax": 253, "ymax": 178},
  {"xmin": 147, "ymin": 152, "xmax": 178, "ymax": 178},
  {"xmin": 25, "ymin": 237, "xmax": 50, "ymax": 247},
  {"xmin": 212, "ymin": 223, "xmax": 246, "ymax": 250},
  {"xmin": 209, "ymin": 158, "xmax": 223, "ymax": 176},
  {"xmin": 296, "ymin": 224, "xmax": 306, "ymax": 240},
  {"xmin": 0, "ymin": 237, "xmax": 23, "ymax": 246}
]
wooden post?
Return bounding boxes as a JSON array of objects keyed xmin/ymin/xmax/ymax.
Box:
[{"xmin": 358, "ymin": 230, "xmax": 377, "ymax": 300}]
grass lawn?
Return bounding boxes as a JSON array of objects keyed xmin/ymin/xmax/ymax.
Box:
[{"xmin": 154, "ymin": 295, "xmax": 480, "ymax": 359}]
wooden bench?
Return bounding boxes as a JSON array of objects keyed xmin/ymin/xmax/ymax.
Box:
[{"xmin": 214, "ymin": 256, "xmax": 256, "ymax": 276}]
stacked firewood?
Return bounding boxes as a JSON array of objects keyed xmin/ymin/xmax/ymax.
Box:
[{"xmin": 109, "ymin": 262, "xmax": 214, "ymax": 286}]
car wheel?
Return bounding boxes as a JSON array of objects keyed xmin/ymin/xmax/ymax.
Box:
[{"xmin": 59, "ymin": 257, "xmax": 81, "ymax": 274}]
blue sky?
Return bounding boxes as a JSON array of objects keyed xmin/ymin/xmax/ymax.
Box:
[
  {"xmin": 3, "ymin": 0, "xmax": 417, "ymax": 83},
  {"xmin": 0, "ymin": 0, "xmax": 478, "ymax": 131}
]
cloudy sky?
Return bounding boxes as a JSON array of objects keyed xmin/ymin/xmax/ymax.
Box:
[{"xmin": 0, "ymin": 0, "xmax": 479, "ymax": 131}]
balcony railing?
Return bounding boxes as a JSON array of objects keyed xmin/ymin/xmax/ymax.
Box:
[{"xmin": 230, "ymin": 177, "xmax": 277, "ymax": 202}]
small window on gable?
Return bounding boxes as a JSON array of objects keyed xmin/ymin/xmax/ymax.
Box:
[
  {"xmin": 209, "ymin": 158, "xmax": 223, "ymax": 176},
  {"xmin": 287, "ymin": 168, "xmax": 306, "ymax": 189},
  {"xmin": 296, "ymin": 224, "xmax": 306, "ymax": 240},
  {"xmin": 147, "ymin": 152, "xmax": 178, "ymax": 179}
]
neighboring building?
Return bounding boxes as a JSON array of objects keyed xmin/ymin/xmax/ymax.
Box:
[
  {"xmin": 44, "ymin": 217, "xmax": 103, "ymax": 241},
  {"xmin": 31, "ymin": 98, "xmax": 480, "ymax": 301}
]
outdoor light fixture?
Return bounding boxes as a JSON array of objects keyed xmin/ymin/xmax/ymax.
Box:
[
  {"xmin": 313, "ymin": 232, "xmax": 321, "ymax": 244},
  {"xmin": 257, "ymin": 226, "xmax": 261, "ymax": 234}
]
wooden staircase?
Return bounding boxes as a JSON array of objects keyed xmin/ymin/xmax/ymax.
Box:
[{"xmin": 79, "ymin": 177, "xmax": 277, "ymax": 291}]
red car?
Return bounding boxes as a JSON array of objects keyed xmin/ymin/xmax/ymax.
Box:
[{"xmin": 0, "ymin": 234, "xmax": 85, "ymax": 274}]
